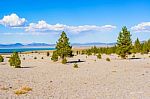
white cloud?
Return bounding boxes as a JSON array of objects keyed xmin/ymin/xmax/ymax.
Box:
[
  {"xmin": 25, "ymin": 20, "xmax": 65, "ymax": 32},
  {"xmin": 0, "ymin": 13, "xmax": 26, "ymax": 27},
  {"xmin": 131, "ymin": 22, "xmax": 150, "ymax": 32},
  {"xmin": 25, "ymin": 20, "xmax": 116, "ymax": 33}
]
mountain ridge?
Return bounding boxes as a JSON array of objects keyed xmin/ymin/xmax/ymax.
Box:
[{"xmin": 0, "ymin": 42, "xmax": 116, "ymax": 47}]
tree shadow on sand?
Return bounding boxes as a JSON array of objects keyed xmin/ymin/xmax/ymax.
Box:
[
  {"xmin": 128, "ymin": 58, "xmax": 141, "ymax": 60},
  {"xmin": 21, "ymin": 66, "xmax": 36, "ymax": 68},
  {"xmin": 67, "ymin": 59, "xmax": 85, "ymax": 64}
]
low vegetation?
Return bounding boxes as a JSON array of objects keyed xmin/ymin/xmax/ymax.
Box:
[
  {"xmin": 14, "ymin": 86, "xmax": 32, "ymax": 95},
  {"xmin": 34, "ymin": 57, "xmax": 37, "ymax": 59},
  {"xmin": 47, "ymin": 52, "xmax": 50, "ymax": 56},
  {"xmin": 74, "ymin": 63, "xmax": 78, "ymax": 68},
  {"xmin": 132, "ymin": 54, "xmax": 135, "ymax": 58},
  {"xmin": 106, "ymin": 58, "xmax": 110, "ymax": 61},
  {"xmin": 9, "ymin": 52, "xmax": 21, "ymax": 68},
  {"xmin": 51, "ymin": 51, "xmax": 58, "ymax": 62},
  {"xmin": 97, "ymin": 53, "xmax": 102, "ymax": 59},
  {"xmin": 62, "ymin": 58, "xmax": 67, "ymax": 64},
  {"xmin": 0, "ymin": 55, "xmax": 4, "ymax": 62}
]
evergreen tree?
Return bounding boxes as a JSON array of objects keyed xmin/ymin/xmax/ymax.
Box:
[
  {"xmin": 134, "ymin": 38, "xmax": 141, "ymax": 53},
  {"xmin": 142, "ymin": 41, "xmax": 149, "ymax": 54},
  {"xmin": 9, "ymin": 52, "xmax": 21, "ymax": 68},
  {"xmin": 0, "ymin": 55, "xmax": 4, "ymax": 62},
  {"xmin": 51, "ymin": 31, "xmax": 73, "ymax": 62},
  {"xmin": 116, "ymin": 26, "xmax": 132, "ymax": 59},
  {"xmin": 91, "ymin": 46, "xmax": 98, "ymax": 55}
]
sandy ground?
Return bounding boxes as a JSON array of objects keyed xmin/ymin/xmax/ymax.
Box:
[{"xmin": 0, "ymin": 52, "xmax": 150, "ymax": 99}]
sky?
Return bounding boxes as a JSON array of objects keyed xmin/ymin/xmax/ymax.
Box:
[{"xmin": 0, "ymin": 0, "xmax": 150, "ymax": 44}]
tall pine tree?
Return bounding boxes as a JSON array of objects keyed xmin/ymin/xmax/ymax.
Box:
[
  {"xmin": 51, "ymin": 31, "xmax": 73, "ymax": 61},
  {"xmin": 116, "ymin": 26, "xmax": 132, "ymax": 59}
]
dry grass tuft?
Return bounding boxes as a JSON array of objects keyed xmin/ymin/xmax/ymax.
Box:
[
  {"xmin": 14, "ymin": 86, "xmax": 32, "ymax": 95},
  {"xmin": 21, "ymin": 86, "xmax": 32, "ymax": 91},
  {"xmin": 14, "ymin": 90, "xmax": 27, "ymax": 95}
]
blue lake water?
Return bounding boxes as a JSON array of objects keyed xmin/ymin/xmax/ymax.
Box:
[{"xmin": 0, "ymin": 48, "xmax": 55, "ymax": 53}]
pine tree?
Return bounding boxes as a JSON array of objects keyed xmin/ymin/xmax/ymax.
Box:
[
  {"xmin": 134, "ymin": 38, "xmax": 141, "ymax": 53},
  {"xmin": 51, "ymin": 31, "xmax": 73, "ymax": 62},
  {"xmin": 142, "ymin": 41, "xmax": 149, "ymax": 54},
  {"xmin": 9, "ymin": 52, "xmax": 21, "ymax": 68},
  {"xmin": 116, "ymin": 26, "xmax": 132, "ymax": 59}
]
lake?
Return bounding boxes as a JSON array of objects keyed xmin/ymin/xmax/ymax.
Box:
[{"xmin": 0, "ymin": 48, "xmax": 55, "ymax": 53}]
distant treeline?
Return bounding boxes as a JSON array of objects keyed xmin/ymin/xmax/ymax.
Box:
[{"xmin": 78, "ymin": 38, "xmax": 150, "ymax": 56}]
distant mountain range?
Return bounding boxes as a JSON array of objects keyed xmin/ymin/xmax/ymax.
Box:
[{"xmin": 0, "ymin": 42, "xmax": 116, "ymax": 48}]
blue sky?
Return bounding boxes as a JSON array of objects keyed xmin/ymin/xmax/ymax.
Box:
[{"xmin": 0, "ymin": 0, "xmax": 150, "ymax": 44}]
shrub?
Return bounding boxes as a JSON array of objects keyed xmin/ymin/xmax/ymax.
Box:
[
  {"xmin": 132, "ymin": 54, "xmax": 135, "ymax": 58},
  {"xmin": 62, "ymin": 58, "xmax": 67, "ymax": 64},
  {"xmin": 34, "ymin": 57, "xmax": 37, "ymax": 59},
  {"xmin": 76, "ymin": 51, "xmax": 79, "ymax": 55},
  {"xmin": 51, "ymin": 51, "xmax": 58, "ymax": 62},
  {"xmin": 14, "ymin": 86, "xmax": 32, "ymax": 95},
  {"xmin": 21, "ymin": 86, "xmax": 32, "ymax": 91},
  {"xmin": 74, "ymin": 63, "xmax": 78, "ymax": 68},
  {"xmin": 106, "ymin": 58, "xmax": 110, "ymax": 61},
  {"xmin": 41, "ymin": 57, "xmax": 44, "ymax": 59},
  {"xmin": 9, "ymin": 52, "xmax": 21, "ymax": 68},
  {"xmin": 0, "ymin": 55, "xmax": 4, "ymax": 62},
  {"xmin": 14, "ymin": 89, "xmax": 27, "ymax": 95},
  {"xmin": 46, "ymin": 52, "xmax": 50, "ymax": 56},
  {"xmin": 97, "ymin": 53, "xmax": 102, "ymax": 59}
]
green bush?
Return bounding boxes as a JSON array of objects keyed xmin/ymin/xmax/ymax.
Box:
[
  {"xmin": 97, "ymin": 53, "xmax": 102, "ymax": 59},
  {"xmin": 34, "ymin": 57, "xmax": 37, "ymax": 59},
  {"xmin": 9, "ymin": 52, "xmax": 21, "ymax": 68},
  {"xmin": 74, "ymin": 63, "xmax": 78, "ymax": 68},
  {"xmin": 51, "ymin": 51, "xmax": 58, "ymax": 62},
  {"xmin": 0, "ymin": 55, "xmax": 4, "ymax": 62},
  {"xmin": 132, "ymin": 54, "xmax": 135, "ymax": 58},
  {"xmin": 62, "ymin": 58, "xmax": 67, "ymax": 64},
  {"xmin": 106, "ymin": 58, "xmax": 110, "ymax": 62}
]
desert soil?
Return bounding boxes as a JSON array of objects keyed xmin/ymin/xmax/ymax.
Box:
[{"xmin": 0, "ymin": 53, "xmax": 150, "ymax": 99}]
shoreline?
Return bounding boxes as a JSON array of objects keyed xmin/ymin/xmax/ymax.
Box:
[{"xmin": 0, "ymin": 46, "xmax": 91, "ymax": 55}]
